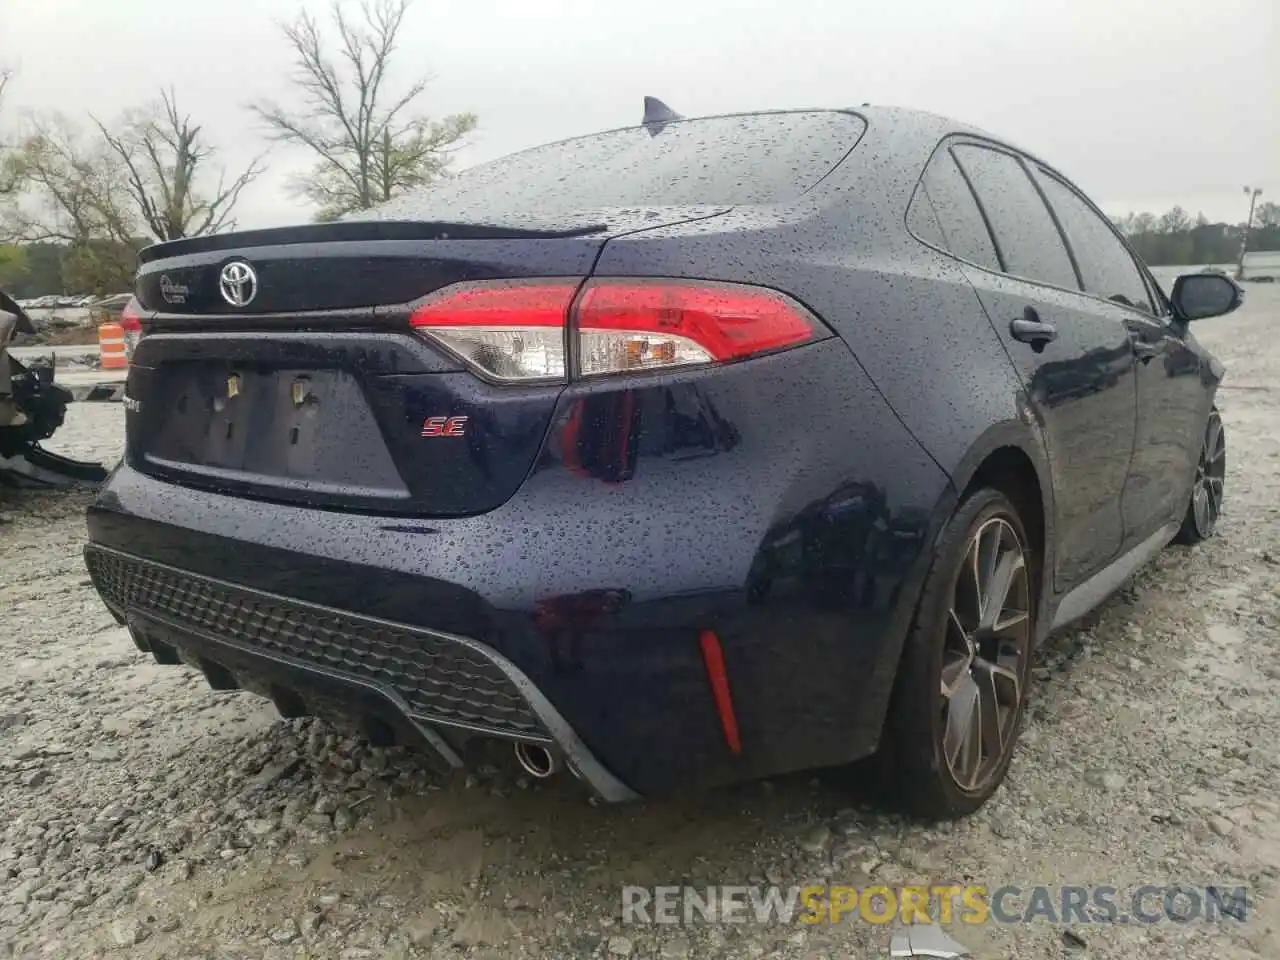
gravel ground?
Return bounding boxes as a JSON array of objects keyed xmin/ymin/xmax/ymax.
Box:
[{"xmin": 2, "ymin": 290, "xmax": 1279, "ymax": 960}]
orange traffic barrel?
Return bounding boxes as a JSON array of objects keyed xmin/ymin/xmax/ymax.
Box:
[{"xmin": 98, "ymin": 322, "xmax": 128, "ymax": 370}]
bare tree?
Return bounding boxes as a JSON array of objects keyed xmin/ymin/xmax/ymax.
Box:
[
  {"xmin": 0, "ymin": 68, "xmax": 11, "ymax": 136},
  {"xmin": 1110, "ymin": 212, "xmax": 1137, "ymax": 236},
  {"xmin": 1131, "ymin": 212, "xmax": 1157, "ymax": 235},
  {"xmin": 0, "ymin": 68, "xmax": 19, "ymax": 203},
  {"xmin": 95, "ymin": 89, "xmax": 264, "ymax": 241},
  {"xmin": 1157, "ymin": 205, "xmax": 1192, "ymax": 235},
  {"xmin": 250, "ymin": 0, "xmax": 476, "ymax": 221},
  {"xmin": 4, "ymin": 114, "xmax": 140, "ymax": 291},
  {"xmin": 6, "ymin": 113, "xmax": 135, "ymax": 245}
]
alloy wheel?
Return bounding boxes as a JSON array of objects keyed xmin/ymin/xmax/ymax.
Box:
[
  {"xmin": 1191, "ymin": 412, "xmax": 1226, "ymax": 536},
  {"xmin": 939, "ymin": 516, "xmax": 1031, "ymax": 793}
]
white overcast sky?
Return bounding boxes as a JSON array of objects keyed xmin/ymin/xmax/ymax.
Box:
[{"xmin": 2, "ymin": 0, "xmax": 1276, "ymax": 229}]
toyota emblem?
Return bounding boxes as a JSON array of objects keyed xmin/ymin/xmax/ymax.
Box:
[{"xmin": 219, "ymin": 261, "xmax": 258, "ymax": 307}]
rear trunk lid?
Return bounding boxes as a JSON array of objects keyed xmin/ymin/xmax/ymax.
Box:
[
  {"xmin": 124, "ymin": 108, "xmax": 867, "ymax": 517},
  {"xmin": 125, "ymin": 208, "xmax": 727, "ymax": 517}
]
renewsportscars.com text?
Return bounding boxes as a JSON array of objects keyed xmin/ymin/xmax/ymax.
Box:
[{"xmin": 621, "ymin": 884, "xmax": 1249, "ymax": 926}]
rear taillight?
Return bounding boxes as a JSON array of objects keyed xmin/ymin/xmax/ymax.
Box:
[
  {"xmin": 408, "ymin": 279, "xmax": 822, "ymax": 382},
  {"xmin": 120, "ymin": 298, "xmax": 143, "ymax": 360},
  {"xmin": 575, "ymin": 281, "xmax": 821, "ymax": 376}
]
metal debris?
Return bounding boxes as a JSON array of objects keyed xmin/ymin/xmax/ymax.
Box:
[{"xmin": 889, "ymin": 923, "xmax": 970, "ymax": 958}]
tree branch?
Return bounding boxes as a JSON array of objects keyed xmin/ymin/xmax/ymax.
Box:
[
  {"xmin": 87, "ymin": 90, "xmax": 263, "ymax": 241},
  {"xmin": 247, "ymin": 0, "xmax": 473, "ymax": 220},
  {"xmin": 190, "ymin": 152, "xmax": 266, "ymax": 235}
]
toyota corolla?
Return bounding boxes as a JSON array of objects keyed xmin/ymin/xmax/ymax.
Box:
[{"xmin": 84, "ymin": 102, "xmax": 1240, "ymax": 817}]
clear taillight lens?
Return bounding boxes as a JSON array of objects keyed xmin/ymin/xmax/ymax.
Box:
[
  {"xmin": 407, "ymin": 278, "xmax": 822, "ymax": 382},
  {"xmin": 409, "ymin": 281, "xmax": 575, "ymax": 382},
  {"xmin": 578, "ymin": 328, "xmax": 712, "ymax": 375}
]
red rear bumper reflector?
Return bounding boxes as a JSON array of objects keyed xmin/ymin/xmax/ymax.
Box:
[{"xmin": 698, "ymin": 629, "xmax": 742, "ymax": 756}]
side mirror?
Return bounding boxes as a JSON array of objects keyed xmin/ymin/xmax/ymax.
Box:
[{"xmin": 1170, "ymin": 273, "xmax": 1243, "ymax": 322}]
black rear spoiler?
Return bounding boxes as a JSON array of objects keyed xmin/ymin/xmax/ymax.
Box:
[{"xmin": 137, "ymin": 220, "xmax": 609, "ymax": 265}]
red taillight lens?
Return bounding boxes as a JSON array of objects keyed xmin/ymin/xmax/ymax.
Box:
[
  {"xmin": 576, "ymin": 280, "xmax": 819, "ymax": 376},
  {"xmin": 407, "ymin": 278, "xmax": 822, "ymax": 382},
  {"xmin": 119, "ymin": 298, "xmax": 143, "ymax": 360}
]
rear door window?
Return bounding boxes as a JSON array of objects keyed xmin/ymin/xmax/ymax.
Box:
[
  {"xmin": 1032, "ymin": 169, "xmax": 1154, "ymax": 314},
  {"xmin": 918, "ymin": 150, "xmax": 1000, "ymax": 271},
  {"xmin": 365, "ymin": 112, "xmax": 868, "ymax": 223},
  {"xmin": 951, "ymin": 144, "xmax": 1079, "ymax": 291}
]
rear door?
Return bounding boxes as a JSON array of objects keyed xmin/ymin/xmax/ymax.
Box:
[
  {"xmin": 920, "ymin": 141, "xmax": 1138, "ymax": 591},
  {"xmin": 1029, "ymin": 166, "xmax": 1210, "ymax": 544}
]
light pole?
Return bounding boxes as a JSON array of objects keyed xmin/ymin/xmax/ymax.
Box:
[{"xmin": 1235, "ymin": 186, "xmax": 1263, "ymax": 280}]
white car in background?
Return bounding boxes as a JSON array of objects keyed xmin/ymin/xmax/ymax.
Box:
[{"xmin": 1241, "ymin": 250, "xmax": 1280, "ymax": 283}]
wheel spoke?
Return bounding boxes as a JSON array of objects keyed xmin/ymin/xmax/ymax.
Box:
[
  {"xmin": 975, "ymin": 656, "xmax": 1021, "ymax": 708},
  {"xmin": 974, "ymin": 659, "xmax": 1004, "ymax": 759},
  {"xmin": 941, "ymin": 654, "xmax": 970, "ymax": 696},
  {"xmin": 943, "ymin": 673, "xmax": 980, "ymax": 784},
  {"xmin": 975, "ymin": 526, "xmax": 999, "ymax": 621},
  {"xmin": 1207, "ymin": 417, "xmax": 1224, "ymax": 464},
  {"xmin": 992, "ymin": 608, "xmax": 1029, "ymax": 634},
  {"xmin": 1193, "ymin": 485, "xmax": 1210, "ymax": 531},
  {"xmin": 953, "ymin": 543, "xmax": 981, "ymax": 629},
  {"xmin": 960, "ymin": 690, "xmax": 983, "ymax": 787},
  {"xmin": 941, "ymin": 609, "xmax": 973, "ymax": 695},
  {"xmin": 979, "ymin": 549, "xmax": 1024, "ymax": 632}
]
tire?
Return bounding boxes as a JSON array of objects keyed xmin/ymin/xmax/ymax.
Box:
[
  {"xmin": 879, "ymin": 488, "xmax": 1037, "ymax": 820},
  {"xmin": 1173, "ymin": 409, "xmax": 1225, "ymax": 545}
]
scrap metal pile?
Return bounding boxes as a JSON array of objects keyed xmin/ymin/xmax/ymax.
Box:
[{"xmin": 0, "ymin": 289, "xmax": 108, "ymax": 488}]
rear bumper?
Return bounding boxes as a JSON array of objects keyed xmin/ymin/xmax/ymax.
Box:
[
  {"xmin": 86, "ymin": 543, "xmax": 638, "ymax": 801},
  {"xmin": 86, "ymin": 342, "xmax": 952, "ymax": 796}
]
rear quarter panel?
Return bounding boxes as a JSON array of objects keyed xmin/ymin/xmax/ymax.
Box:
[
  {"xmin": 591, "ymin": 120, "xmax": 1047, "ymax": 504},
  {"xmin": 592, "ymin": 112, "xmax": 1056, "ymax": 635}
]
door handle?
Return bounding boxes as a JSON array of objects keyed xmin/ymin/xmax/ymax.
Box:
[
  {"xmin": 1009, "ymin": 307, "xmax": 1058, "ymax": 352},
  {"xmin": 1130, "ymin": 338, "xmax": 1161, "ymax": 362}
]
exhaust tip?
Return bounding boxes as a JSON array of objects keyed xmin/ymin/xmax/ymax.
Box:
[{"xmin": 514, "ymin": 742, "xmax": 562, "ymax": 779}]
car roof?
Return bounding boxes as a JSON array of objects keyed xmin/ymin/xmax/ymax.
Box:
[
  {"xmin": 627, "ymin": 103, "xmax": 1039, "ymax": 182},
  {"xmin": 474, "ymin": 103, "xmax": 1009, "ymax": 175}
]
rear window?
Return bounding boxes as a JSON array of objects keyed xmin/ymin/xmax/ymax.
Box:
[
  {"xmin": 919, "ymin": 150, "xmax": 1000, "ymax": 271},
  {"xmin": 364, "ymin": 112, "xmax": 866, "ymax": 222}
]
